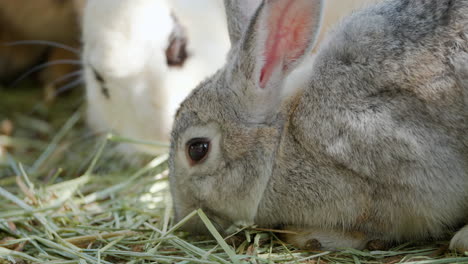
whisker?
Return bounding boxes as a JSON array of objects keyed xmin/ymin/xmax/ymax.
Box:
[
  {"xmin": 48, "ymin": 70, "xmax": 83, "ymax": 87},
  {"xmin": 11, "ymin": 60, "xmax": 83, "ymax": 87},
  {"xmin": 54, "ymin": 77, "xmax": 84, "ymax": 95},
  {"xmin": 5, "ymin": 40, "xmax": 81, "ymax": 54}
]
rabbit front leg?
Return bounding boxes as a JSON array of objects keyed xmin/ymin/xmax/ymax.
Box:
[
  {"xmin": 450, "ymin": 225, "xmax": 468, "ymax": 254},
  {"xmin": 282, "ymin": 227, "xmax": 370, "ymax": 250}
]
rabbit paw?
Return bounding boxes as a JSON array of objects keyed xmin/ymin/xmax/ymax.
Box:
[
  {"xmin": 450, "ymin": 225, "xmax": 468, "ymax": 254},
  {"xmin": 282, "ymin": 228, "xmax": 369, "ymax": 251}
]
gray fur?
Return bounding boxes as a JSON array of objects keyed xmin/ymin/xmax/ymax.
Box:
[
  {"xmin": 223, "ymin": 0, "xmax": 262, "ymax": 44},
  {"xmin": 169, "ymin": 0, "xmax": 468, "ymax": 251}
]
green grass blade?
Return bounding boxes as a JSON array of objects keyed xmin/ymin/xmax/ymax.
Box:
[{"xmin": 197, "ymin": 209, "xmax": 240, "ymax": 264}]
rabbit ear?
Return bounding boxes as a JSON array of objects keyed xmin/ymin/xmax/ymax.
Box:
[
  {"xmin": 242, "ymin": 0, "xmax": 323, "ymax": 91},
  {"xmin": 224, "ymin": 0, "xmax": 263, "ymax": 44}
]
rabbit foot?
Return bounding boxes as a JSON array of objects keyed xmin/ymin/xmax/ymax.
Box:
[
  {"xmin": 365, "ymin": 239, "xmax": 390, "ymax": 251},
  {"xmin": 282, "ymin": 228, "xmax": 369, "ymax": 250},
  {"xmin": 450, "ymin": 225, "xmax": 468, "ymax": 254}
]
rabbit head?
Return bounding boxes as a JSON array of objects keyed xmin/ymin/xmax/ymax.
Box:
[
  {"xmin": 169, "ymin": 0, "xmax": 324, "ymax": 232},
  {"xmin": 83, "ymin": 0, "xmax": 185, "ymax": 154},
  {"xmin": 170, "ymin": 0, "xmax": 468, "ymax": 251}
]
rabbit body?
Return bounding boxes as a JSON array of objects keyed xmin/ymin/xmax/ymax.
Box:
[{"xmin": 169, "ymin": 0, "xmax": 468, "ymax": 251}]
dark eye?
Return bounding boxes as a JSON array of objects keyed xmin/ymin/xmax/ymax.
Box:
[{"xmin": 186, "ymin": 138, "xmax": 210, "ymax": 165}]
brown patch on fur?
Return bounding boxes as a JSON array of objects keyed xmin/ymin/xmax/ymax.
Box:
[
  {"xmin": 401, "ymin": 50, "xmax": 459, "ymax": 105},
  {"xmin": 355, "ymin": 206, "xmax": 371, "ymax": 226},
  {"xmin": 223, "ymin": 124, "xmax": 278, "ymax": 161}
]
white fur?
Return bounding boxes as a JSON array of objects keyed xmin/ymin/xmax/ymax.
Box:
[{"xmin": 83, "ymin": 0, "xmax": 230, "ymax": 155}]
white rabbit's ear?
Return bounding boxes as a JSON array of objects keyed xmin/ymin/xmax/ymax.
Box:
[
  {"xmin": 224, "ymin": 0, "xmax": 263, "ymax": 44},
  {"xmin": 239, "ymin": 0, "xmax": 323, "ymax": 92}
]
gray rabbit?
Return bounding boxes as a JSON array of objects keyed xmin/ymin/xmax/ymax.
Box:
[{"xmin": 169, "ymin": 0, "xmax": 468, "ymax": 251}]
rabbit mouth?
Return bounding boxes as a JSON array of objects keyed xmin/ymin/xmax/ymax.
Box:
[
  {"xmin": 176, "ymin": 206, "xmax": 234, "ymax": 236},
  {"xmin": 198, "ymin": 207, "xmax": 234, "ymax": 233}
]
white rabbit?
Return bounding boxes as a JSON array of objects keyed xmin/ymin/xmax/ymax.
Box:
[
  {"xmin": 83, "ymin": 0, "xmax": 178, "ymax": 154},
  {"xmin": 169, "ymin": 0, "xmax": 468, "ymax": 253},
  {"xmin": 82, "ymin": 0, "xmax": 230, "ymax": 155}
]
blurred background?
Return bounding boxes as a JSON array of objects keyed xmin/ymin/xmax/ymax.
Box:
[
  {"xmin": 0, "ymin": 0, "xmax": 230, "ymax": 168},
  {"xmin": 0, "ymin": 0, "xmax": 85, "ymax": 98},
  {"xmin": 0, "ymin": 0, "xmax": 378, "ymax": 169}
]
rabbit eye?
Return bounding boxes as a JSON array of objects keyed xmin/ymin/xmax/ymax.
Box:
[{"xmin": 186, "ymin": 138, "xmax": 210, "ymax": 165}]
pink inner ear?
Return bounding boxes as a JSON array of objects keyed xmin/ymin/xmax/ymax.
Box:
[{"xmin": 259, "ymin": 0, "xmax": 318, "ymax": 89}]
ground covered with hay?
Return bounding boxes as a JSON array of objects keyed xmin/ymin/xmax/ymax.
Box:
[{"xmin": 0, "ymin": 83, "xmax": 467, "ymax": 264}]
